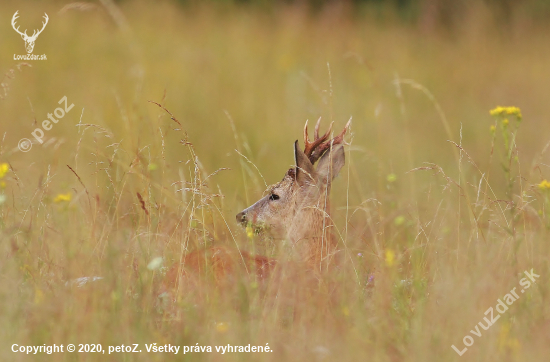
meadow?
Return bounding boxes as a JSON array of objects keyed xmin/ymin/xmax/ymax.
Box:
[{"xmin": 1, "ymin": 0, "xmax": 549, "ymax": 361}]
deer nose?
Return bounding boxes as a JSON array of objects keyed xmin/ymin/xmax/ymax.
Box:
[{"xmin": 236, "ymin": 211, "xmax": 247, "ymax": 225}]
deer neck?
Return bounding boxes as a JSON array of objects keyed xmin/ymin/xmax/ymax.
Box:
[{"xmin": 287, "ymin": 197, "xmax": 337, "ymax": 270}]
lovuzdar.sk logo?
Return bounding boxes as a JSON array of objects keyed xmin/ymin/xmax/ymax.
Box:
[{"xmin": 12, "ymin": 10, "xmax": 48, "ymax": 60}]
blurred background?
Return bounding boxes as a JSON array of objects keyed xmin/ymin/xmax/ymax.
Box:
[
  {"xmin": 1, "ymin": 0, "xmax": 550, "ymax": 361},
  {"xmin": 2, "ymin": 0, "xmax": 550, "ymax": 209}
]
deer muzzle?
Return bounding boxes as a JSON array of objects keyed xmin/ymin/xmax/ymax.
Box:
[{"xmin": 236, "ymin": 211, "xmax": 247, "ymax": 225}]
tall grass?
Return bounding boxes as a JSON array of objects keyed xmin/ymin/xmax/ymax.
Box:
[{"xmin": 0, "ymin": 1, "xmax": 549, "ymax": 361}]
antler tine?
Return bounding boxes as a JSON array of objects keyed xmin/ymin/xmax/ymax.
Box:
[
  {"xmin": 308, "ymin": 119, "xmax": 350, "ymax": 164},
  {"xmin": 319, "ymin": 120, "xmax": 333, "ymax": 142},
  {"xmin": 332, "ymin": 118, "xmax": 351, "ymax": 145},
  {"xmin": 313, "ymin": 117, "xmax": 335, "ymax": 141},
  {"xmin": 303, "ymin": 118, "xmax": 310, "ymax": 146},
  {"xmin": 314, "ymin": 120, "xmax": 333, "ymax": 147},
  {"xmin": 314, "ymin": 117, "xmax": 321, "ymax": 139},
  {"xmin": 303, "ymin": 119, "xmax": 333, "ymax": 161}
]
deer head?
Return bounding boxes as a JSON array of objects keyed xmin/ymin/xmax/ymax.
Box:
[
  {"xmin": 236, "ymin": 119, "xmax": 350, "ymax": 268},
  {"xmin": 12, "ymin": 11, "xmax": 49, "ymax": 54}
]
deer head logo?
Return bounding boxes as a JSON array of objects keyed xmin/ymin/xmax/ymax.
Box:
[{"xmin": 11, "ymin": 11, "xmax": 49, "ymax": 54}]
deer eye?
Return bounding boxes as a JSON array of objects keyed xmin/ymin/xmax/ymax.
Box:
[{"xmin": 269, "ymin": 193, "xmax": 280, "ymax": 201}]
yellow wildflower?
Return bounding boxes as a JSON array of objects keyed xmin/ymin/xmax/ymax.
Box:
[
  {"xmin": 394, "ymin": 215, "xmax": 405, "ymax": 226},
  {"xmin": 498, "ymin": 322, "xmax": 521, "ymax": 353},
  {"xmin": 216, "ymin": 322, "xmax": 229, "ymax": 333},
  {"xmin": 385, "ymin": 249, "xmax": 395, "ymax": 267},
  {"xmin": 341, "ymin": 306, "xmax": 350, "ymax": 317},
  {"xmin": 505, "ymin": 106, "xmax": 522, "ymax": 117},
  {"xmin": 489, "ymin": 106, "xmax": 503, "ymax": 116},
  {"xmin": 538, "ymin": 180, "xmax": 550, "ymax": 190},
  {"xmin": 34, "ymin": 288, "xmax": 44, "ymax": 305},
  {"xmin": 246, "ymin": 225, "xmax": 254, "ymax": 239},
  {"xmin": 111, "ymin": 291, "xmax": 120, "ymax": 302},
  {"xmin": 0, "ymin": 163, "xmax": 9, "ymax": 178},
  {"xmin": 502, "ymin": 118, "xmax": 509, "ymax": 126},
  {"xmin": 490, "ymin": 106, "xmax": 522, "ymax": 120},
  {"xmin": 490, "ymin": 124, "xmax": 496, "ymax": 132},
  {"xmin": 498, "ymin": 321, "xmax": 510, "ymax": 350},
  {"xmin": 506, "ymin": 338, "xmax": 521, "ymax": 352},
  {"xmin": 386, "ymin": 173, "xmax": 397, "ymax": 183},
  {"xmin": 53, "ymin": 192, "xmax": 72, "ymax": 203},
  {"xmin": 277, "ymin": 53, "xmax": 295, "ymax": 72}
]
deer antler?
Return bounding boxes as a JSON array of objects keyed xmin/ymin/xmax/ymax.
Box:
[
  {"xmin": 29, "ymin": 13, "xmax": 48, "ymax": 40},
  {"xmin": 303, "ymin": 118, "xmax": 350, "ymax": 164},
  {"xmin": 11, "ymin": 11, "xmax": 28, "ymax": 37}
]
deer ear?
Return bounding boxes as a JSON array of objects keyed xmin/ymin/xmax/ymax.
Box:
[
  {"xmin": 316, "ymin": 143, "xmax": 345, "ymax": 184},
  {"xmin": 294, "ymin": 140, "xmax": 315, "ymax": 185}
]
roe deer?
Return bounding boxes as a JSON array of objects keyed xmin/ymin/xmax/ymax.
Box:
[
  {"xmin": 236, "ymin": 119, "xmax": 349, "ymax": 272},
  {"xmin": 162, "ymin": 119, "xmax": 348, "ymax": 299}
]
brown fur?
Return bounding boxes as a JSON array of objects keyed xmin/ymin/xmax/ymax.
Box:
[
  {"xmin": 162, "ymin": 120, "xmax": 348, "ymax": 298},
  {"xmin": 163, "ymin": 247, "xmax": 276, "ymax": 293},
  {"xmin": 236, "ymin": 120, "xmax": 348, "ymax": 272}
]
